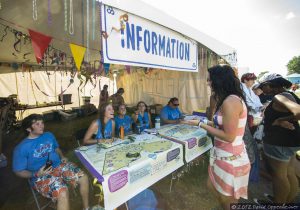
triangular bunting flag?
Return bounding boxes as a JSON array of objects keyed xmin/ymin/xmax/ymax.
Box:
[
  {"xmin": 125, "ymin": 65, "xmax": 131, "ymax": 74},
  {"xmin": 69, "ymin": 43, "xmax": 86, "ymax": 71},
  {"xmin": 28, "ymin": 29, "xmax": 53, "ymax": 63},
  {"xmin": 104, "ymin": 63, "xmax": 110, "ymax": 75}
]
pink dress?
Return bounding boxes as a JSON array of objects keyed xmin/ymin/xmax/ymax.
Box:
[{"xmin": 208, "ymin": 95, "xmax": 251, "ymax": 199}]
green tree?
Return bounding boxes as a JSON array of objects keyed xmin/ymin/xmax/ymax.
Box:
[{"xmin": 287, "ymin": 56, "xmax": 300, "ymax": 75}]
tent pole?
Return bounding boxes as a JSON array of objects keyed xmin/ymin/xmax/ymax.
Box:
[
  {"xmin": 14, "ymin": 71, "xmax": 19, "ymax": 98},
  {"xmin": 55, "ymin": 68, "xmax": 57, "ymax": 110},
  {"xmin": 78, "ymin": 87, "xmax": 81, "ymax": 107}
]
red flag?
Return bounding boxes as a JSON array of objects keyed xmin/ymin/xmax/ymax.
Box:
[{"xmin": 29, "ymin": 29, "xmax": 52, "ymax": 63}]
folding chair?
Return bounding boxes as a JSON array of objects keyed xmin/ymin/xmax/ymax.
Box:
[
  {"xmin": 73, "ymin": 128, "xmax": 96, "ymax": 193},
  {"xmin": 28, "ymin": 179, "xmax": 55, "ymax": 210}
]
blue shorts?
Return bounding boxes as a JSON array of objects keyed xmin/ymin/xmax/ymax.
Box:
[{"xmin": 263, "ymin": 143, "xmax": 300, "ymax": 162}]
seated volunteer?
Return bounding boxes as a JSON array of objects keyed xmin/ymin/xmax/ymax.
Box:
[
  {"xmin": 115, "ymin": 104, "xmax": 133, "ymax": 136},
  {"xmin": 160, "ymin": 97, "xmax": 182, "ymax": 125},
  {"xmin": 132, "ymin": 101, "xmax": 152, "ymax": 132},
  {"xmin": 83, "ymin": 102, "xmax": 115, "ymax": 145},
  {"xmin": 12, "ymin": 114, "xmax": 89, "ymax": 210}
]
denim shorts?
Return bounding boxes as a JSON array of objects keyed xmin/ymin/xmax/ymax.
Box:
[{"xmin": 263, "ymin": 143, "xmax": 300, "ymax": 162}]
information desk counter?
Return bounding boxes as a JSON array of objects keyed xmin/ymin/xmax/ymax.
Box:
[
  {"xmin": 158, "ymin": 124, "xmax": 213, "ymax": 163},
  {"xmin": 75, "ymin": 134, "xmax": 184, "ymax": 210}
]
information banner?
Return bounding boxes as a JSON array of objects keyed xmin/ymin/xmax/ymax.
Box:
[{"xmin": 101, "ymin": 5, "xmax": 198, "ymax": 72}]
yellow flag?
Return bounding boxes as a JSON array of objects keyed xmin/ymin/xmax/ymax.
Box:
[{"xmin": 69, "ymin": 43, "xmax": 86, "ymax": 71}]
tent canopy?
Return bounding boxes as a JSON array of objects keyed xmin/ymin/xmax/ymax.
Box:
[
  {"xmin": 286, "ymin": 73, "xmax": 300, "ymax": 78},
  {"xmin": 0, "ymin": 0, "xmax": 235, "ymax": 65},
  {"xmin": 0, "ymin": 0, "xmax": 234, "ymax": 113},
  {"xmin": 101, "ymin": 0, "xmax": 236, "ymax": 59}
]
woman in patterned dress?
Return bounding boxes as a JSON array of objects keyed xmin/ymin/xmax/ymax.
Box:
[{"xmin": 190, "ymin": 65, "xmax": 251, "ymax": 209}]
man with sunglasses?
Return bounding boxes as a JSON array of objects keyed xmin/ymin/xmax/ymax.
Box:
[{"xmin": 160, "ymin": 97, "xmax": 182, "ymax": 125}]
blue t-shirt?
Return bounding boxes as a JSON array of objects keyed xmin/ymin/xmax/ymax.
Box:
[
  {"xmin": 115, "ymin": 115, "xmax": 133, "ymax": 136},
  {"xmin": 13, "ymin": 132, "xmax": 61, "ymax": 174},
  {"xmin": 95, "ymin": 119, "xmax": 113, "ymax": 139},
  {"xmin": 160, "ymin": 105, "xmax": 181, "ymax": 123},
  {"xmin": 137, "ymin": 112, "xmax": 150, "ymax": 131}
]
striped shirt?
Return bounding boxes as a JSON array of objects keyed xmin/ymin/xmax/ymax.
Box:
[{"xmin": 209, "ymin": 95, "xmax": 251, "ymax": 199}]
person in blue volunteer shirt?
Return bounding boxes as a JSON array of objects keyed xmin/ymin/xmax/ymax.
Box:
[
  {"xmin": 132, "ymin": 101, "xmax": 152, "ymax": 132},
  {"xmin": 115, "ymin": 104, "xmax": 133, "ymax": 136},
  {"xmin": 12, "ymin": 114, "xmax": 90, "ymax": 210},
  {"xmin": 160, "ymin": 97, "xmax": 182, "ymax": 125},
  {"xmin": 83, "ymin": 102, "xmax": 115, "ymax": 145}
]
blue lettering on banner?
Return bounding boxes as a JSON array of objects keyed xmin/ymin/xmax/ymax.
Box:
[
  {"xmin": 179, "ymin": 42, "xmax": 184, "ymax": 60},
  {"xmin": 123, "ymin": 23, "xmax": 191, "ymax": 61},
  {"xmin": 185, "ymin": 43, "xmax": 190, "ymax": 61},
  {"xmin": 121, "ymin": 29, "xmax": 125, "ymax": 48},
  {"xmin": 126, "ymin": 22, "xmax": 135, "ymax": 50},
  {"xmin": 176, "ymin": 40, "xmax": 179, "ymax": 59},
  {"xmin": 136, "ymin": 25, "xmax": 143, "ymax": 51},
  {"xmin": 166, "ymin": 37, "xmax": 171, "ymax": 58},
  {"xmin": 171, "ymin": 39, "xmax": 176, "ymax": 58},
  {"xmin": 144, "ymin": 30, "xmax": 150, "ymax": 53},
  {"xmin": 151, "ymin": 32, "xmax": 158, "ymax": 55},
  {"xmin": 158, "ymin": 35, "xmax": 165, "ymax": 57}
]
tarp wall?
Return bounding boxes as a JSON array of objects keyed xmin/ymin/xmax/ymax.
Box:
[
  {"xmin": 118, "ymin": 55, "xmax": 219, "ymax": 113},
  {"xmin": 0, "ymin": 66, "xmax": 113, "ymax": 118}
]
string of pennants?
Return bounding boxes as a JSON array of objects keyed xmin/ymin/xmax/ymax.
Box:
[
  {"xmin": 2, "ymin": 25, "xmax": 218, "ymax": 77},
  {"xmin": 27, "ymin": 28, "xmax": 133, "ymax": 76}
]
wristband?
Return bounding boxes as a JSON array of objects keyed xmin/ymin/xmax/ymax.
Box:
[
  {"xmin": 198, "ymin": 121, "xmax": 203, "ymax": 128},
  {"xmin": 198, "ymin": 118, "xmax": 208, "ymax": 127}
]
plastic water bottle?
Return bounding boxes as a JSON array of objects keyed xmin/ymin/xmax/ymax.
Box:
[
  {"xmin": 136, "ymin": 122, "xmax": 141, "ymax": 134},
  {"xmin": 155, "ymin": 116, "xmax": 160, "ymax": 129},
  {"xmin": 120, "ymin": 126, "xmax": 124, "ymax": 139}
]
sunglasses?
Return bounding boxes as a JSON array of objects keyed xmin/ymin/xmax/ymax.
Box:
[{"xmin": 173, "ymin": 103, "xmax": 179, "ymax": 106}]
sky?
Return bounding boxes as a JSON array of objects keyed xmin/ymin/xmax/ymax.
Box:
[{"xmin": 141, "ymin": 0, "xmax": 300, "ymax": 76}]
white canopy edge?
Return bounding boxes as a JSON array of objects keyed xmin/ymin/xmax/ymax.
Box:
[
  {"xmin": 286, "ymin": 73, "xmax": 300, "ymax": 78},
  {"xmin": 99, "ymin": 0, "xmax": 236, "ymax": 60}
]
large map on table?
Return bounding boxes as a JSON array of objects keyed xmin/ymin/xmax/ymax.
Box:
[
  {"xmin": 76, "ymin": 133, "xmax": 184, "ymax": 210},
  {"xmin": 102, "ymin": 140, "xmax": 172, "ymax": 175},
  {"xmin": 81, "ymin": 134, "xmax": 178, "ymax": 176},
  {"xmin": 158, "ymin": 124, "xmax": 205, "ymax": 141},
  {"xmin": 158, "ymin": 124, "xmax": 212, "ymax": 163}
]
